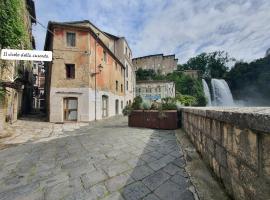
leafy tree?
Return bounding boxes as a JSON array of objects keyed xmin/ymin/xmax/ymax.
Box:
[
  {"xmin": 180, "ymin": 51, "xmax": 232, "ymax": 78},
  {"xmin": 225, "ymin": 55, "xmax": 270, "ymax": 105}
]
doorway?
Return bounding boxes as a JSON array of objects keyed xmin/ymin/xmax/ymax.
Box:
[
  {"xmin": 115, "ymin": 99, "xmax": 119, "ymax": 115},
  {"xmin": 63, "ymin": 97, "xmax": 78, "ymax": 121},
  {"xmin": 102, "ymin": 95, "xmax": 109, "ymax": 118}
]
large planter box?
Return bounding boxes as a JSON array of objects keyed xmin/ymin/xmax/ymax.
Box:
[{"xmin": 128, "ymin": 110, "xmax": 178, "ymax": 130}]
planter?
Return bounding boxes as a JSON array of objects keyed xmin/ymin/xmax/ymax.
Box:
[{"xmin": 128, "ymin": 110, "xmax": 178, "ymax": 130}]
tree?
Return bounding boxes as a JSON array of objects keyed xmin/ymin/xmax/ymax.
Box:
[{"xmin": 180, "ymin": 51, "xmax": 232, "ymax": 79}]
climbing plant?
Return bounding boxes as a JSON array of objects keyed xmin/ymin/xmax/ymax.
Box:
[{"xmin": 0, "ymin": 0, "xmax": 28, "ymax": 50}]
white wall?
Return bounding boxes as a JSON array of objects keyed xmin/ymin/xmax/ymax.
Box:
[{"xmin": 50, "ymin": 87, "xmax": 125, "ymax": 122}]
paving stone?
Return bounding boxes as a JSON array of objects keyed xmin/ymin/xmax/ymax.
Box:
[
  {"xmin": 102, "ymin": 163, "xmax": 130, "ymax": 177},
  {"xmin": 170, "ymin": 173, "xmax": 190, "ymax": 188},
  {"xmin": 148, "ymin": 155, "xmax": 175, "ymax": 171},
  {"xmin": 143, "ymin": 193, "xmax": 161, "ymax": 200},
  {"xmin": 131, "ymin": 165, "xmax": 155, "ymax": 180},
  {"xmin": 126, "ymin": 157, "xmax": 147, "ymax": 168},
  {"xmin": 80, "ymin": 170, "xmax": 107, "ymax": 188},
  {"xmin": 44, "ymin": 181, "xmax": 72, "ymax": 200},
  {"xmin": 154, "ymin": 180, "xmax": 194, "ymax": 200},
  {"xmin": 86, "ymin": 183, "xmax": 108, "ymax": 199},
  {"xmin": 172, "ymin": 157, "xmax": 186, "ymax": 168},
  {"xmin": 122, "ymin": 181, "xmax": 151, "ymax": 200},
  {"xmin": 100, "ymin": 191, "xmax": 125, "ymax": 200},
  {"xmin": 162, "ymin": 163, "xmax": 183, "ymax": 176},
  {"xmin": 142, "ymin": 170, "xmax": 171, "ymax": 191},
  {"xmin": 105, "ymin": 172, "xmax": 135, "ymax": 192}
]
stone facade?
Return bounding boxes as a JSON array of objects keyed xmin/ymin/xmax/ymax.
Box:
[
  {"xmin": 183, "ymin": 70, "xmax": 201, "ymax": 79},
  {"xmin": 44, "ymin": 21, "xmax": 134, "ymax": 122},
  {"xmin": 136, "ymin": 81, "xmax": 175, "ymax": 103},
  {"xmin": 181, "ymin": 107, "xmax": 270, "ymax": 200},
  {"xmin": 33, "ymin": 61, "xmax": 45, "ymax": 110},
  {"xmin": 132, "ymin": 54, "xmax": 178, "ymax": 75}
]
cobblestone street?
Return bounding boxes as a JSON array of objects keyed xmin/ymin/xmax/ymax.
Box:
[{"xmin": 0, "ymin": 117, "xmax": 197, "ymax": 200}]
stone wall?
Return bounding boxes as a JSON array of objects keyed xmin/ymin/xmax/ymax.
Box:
[{"xmin": 181, "ymin": 107, "xmax": 270, "ymax": 200}]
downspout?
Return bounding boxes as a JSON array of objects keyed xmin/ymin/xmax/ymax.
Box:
[{"xmin": 95, "ymin": 39, "xmax": 97, "ymax": 121}]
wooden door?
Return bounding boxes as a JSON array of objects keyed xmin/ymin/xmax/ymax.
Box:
[{"xmin": 63, "ymin": 97, "xmax": 78, "ymax": 121}]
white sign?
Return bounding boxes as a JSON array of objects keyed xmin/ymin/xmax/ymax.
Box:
[{"xmin": 0, "ymin": 49, "xmax": 52, "ymax": 61}]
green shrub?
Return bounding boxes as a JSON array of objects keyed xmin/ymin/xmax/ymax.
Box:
[
  {"xmin": 122, "ymin": 104, "xmax": 133, "ymax": 116},
  {"xmin": 132, "ymin": 96, "xmax": 143, "ymax": 110}
]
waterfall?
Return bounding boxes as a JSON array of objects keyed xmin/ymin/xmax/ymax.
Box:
[
  {"xmin": 202, "ymin": 79, "xmax": 212, "ymax": 106},
  {"xmin": 211, "ymin": 79, "xmax": 234, "ymax": 106}
]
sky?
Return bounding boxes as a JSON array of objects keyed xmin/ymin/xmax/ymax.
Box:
[{"xmin": 33, "ymin": 0, "xmax": 270, "ymax": 63}]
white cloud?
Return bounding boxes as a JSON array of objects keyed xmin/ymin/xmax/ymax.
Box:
[{"xmin": 33, "ymin": 0, "xmax": 270, "ymax": 63}]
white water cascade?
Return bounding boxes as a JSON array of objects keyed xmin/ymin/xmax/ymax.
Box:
[
  {"xmin": 202, "ymin": 79, "xmax": 212, "ymax": 106},
  {"xmin": 211, "ymin": 79, "xmax": 234, "ymax": 106}
]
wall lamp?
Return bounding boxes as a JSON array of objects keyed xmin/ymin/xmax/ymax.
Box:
[{"xmin": 91, "ymin": 64, "xmax": 103, "ymax": 76}]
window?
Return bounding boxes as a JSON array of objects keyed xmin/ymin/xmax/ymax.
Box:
[
  {"xmin": 126, "ymin": 81, "xmax": 128, "ymax": 91},
  {"xmin": 116, "ymin": 81, "xmax": 118, "ymax": 91},
  {"xmin": 138, "ymin": 88, "xmax": 141, "ymax": 93},
  {"xmin": 66, "ymin": 64, "xmax": 75, "ymax": 79},
  {"xmin": 121, "ymin": 84, "xmax": 123, "ymax": 93},
  {"xmin": 126, "ymin": 65, "xmax": 128, "ymax": 77},
  {"xmin": 66, "ymin": 32, "xmax": 76, "ymax": 47},
  {"xmin": 125, "ymin": 47, "xmax": 128, "ymax": 55},
  {"xmin": 103, "ymin": 50, "xmax": 107, "ymax": 63}
]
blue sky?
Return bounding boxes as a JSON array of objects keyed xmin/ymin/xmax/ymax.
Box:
[{"xmin": 33, "ymin": 0, "xmax": 270, "ymax": 63}]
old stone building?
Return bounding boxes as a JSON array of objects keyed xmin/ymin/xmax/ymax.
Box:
[
  {"xmin": 132, "ymin": 54, "xmax": 178, "ymax": 75},
  {"xmin": 0, "ymin": 0, "xmax": 36, "ymax": 131},
  {"xmin": 32, "ymin": 61, "xmax": 45, "ymax": 110},
  {"xmin": 136, "ymin": 80, "xmax": 175, "ymax": 103},
  {"xmin": 183, "ymin": 70, "xmax": 201, "ymax": 79},
  {"xmin": 44, "ymin": 20, "xmax": 135, "ymax": 122}
]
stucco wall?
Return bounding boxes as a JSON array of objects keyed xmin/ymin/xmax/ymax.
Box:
[
  {"xmin": 181, "ymin": 107, "xmax": 270, "ymax": 200},
  {"xmin": 50, "ymin": 87, "xmax": 125, "ymax": 122}
]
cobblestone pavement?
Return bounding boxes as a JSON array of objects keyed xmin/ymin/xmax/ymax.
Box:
[{"xmin": 0, "ymin": 117, "xmax": 197, "ymax": 200}]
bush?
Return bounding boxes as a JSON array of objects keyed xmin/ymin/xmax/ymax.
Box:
[
  {"xmin": 122, "ymin": 104, "xmax": 133, "ymax": 116},
  {"xmin": 132, "ymin": 96, "xmax": 143, "ymax": 110}
]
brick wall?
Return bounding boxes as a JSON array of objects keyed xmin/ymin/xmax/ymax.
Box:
[{"xmin": 181, "ymin": 107, "xmax": 270, "ymax": 200}]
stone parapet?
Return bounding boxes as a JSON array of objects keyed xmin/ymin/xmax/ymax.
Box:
[{"xmin": 181, "ymin": 107, "xmax": 270, "ymax": 200}]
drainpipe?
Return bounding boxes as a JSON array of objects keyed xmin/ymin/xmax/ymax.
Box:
[{"xmin": 94, "ymin": 39, "xmax": 97, "ymax": 121}]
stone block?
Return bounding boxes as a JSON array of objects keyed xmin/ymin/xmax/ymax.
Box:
[
  {"xmin": 206, "ymin": 138, "xmax": 215, "ymax": 155},
  {"xmin": 215, "ymin": 144, "xmax": 227, "ymax": 168},
  {"xmin": 232, "ymin": 128, "xmax": 258, "ymax": 170},
  {"xmin": 212, "ymin": 157, "xmax": 220, "ymax": 179},
  {"xmin": 220, "ymin": 166, "xmax": 233, "ymax": 196},
  {"xmin": 222, "ymin": 123, "xmax": 233, "ymax": 151},
  {"xmin": 231, "ymin": 178, "xmax": 246, "ymax": 200},
  {"xmin": 227, "ymin": 153, "xmax": 239, "ymax": 179},
  {"xmin": 204, "ymin": 118, "xmax": 211, "ymax": 135},
  {"xmin": 211, "ymin": 120, "xmax": 222, "ymax": 143},
  {"xmin": 262, "ymin": 133, "xmax": 270, "ymax": 180}
]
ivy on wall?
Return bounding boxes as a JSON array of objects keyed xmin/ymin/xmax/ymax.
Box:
[{"xmin": 0, "ymin": 0, "xmax": 28, "ymax": 49}]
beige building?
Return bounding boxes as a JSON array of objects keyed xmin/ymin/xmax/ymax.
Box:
[
  {"xmin": 0, "ymin": 0, "xmax": 36, "ymax": 131},
  {"xmin": 44, "ymin": 20, "xmax": 135, "ymax": 122},
  {"xmin": 133, "ymin": 54, "xmax": 178, "ymax": 75},
  {"xmin": 136, "ymin": 80, "xmax": 175, "ymax": 103},
  {"xmin": 183, "ymin": 70, "xmax": 201, "ymax": 79}
]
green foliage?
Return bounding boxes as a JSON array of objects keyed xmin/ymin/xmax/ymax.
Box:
[
  {"xmin": 122, "ymin": 104, "xmax": 133, "ymax": 116},
  {"xmin": 135, "ymin": 69, "xmax": 207, "ymax": 106},
  {"xmin": 225, "ymin": 55, "xmax": 270, "ymax": 105},
  {"xmin": 142, "ymin": 101, "xmax": 151, "ymax": 110},
  {"xmin": 176, "ymin": 94, "xmax": 197, "ymax": 106},
  {"xmin": 161, "ymin": 97, "xmax": 177, "ymax": 110},
  {"xmin": 131, "ymin": 96, "xmax": 143, "ymax": 110},
  {"xmin": 0, "ymin": 0, "xmax": 28, "ymax": 49},
  {"xmin": 180, "ymin": 51, "xmax": 232, "ymax": 79}
]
